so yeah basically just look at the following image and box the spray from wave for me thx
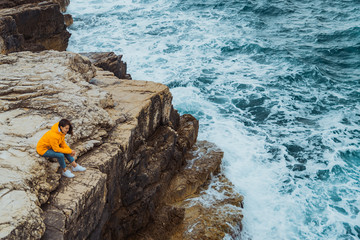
[67,0,360,239]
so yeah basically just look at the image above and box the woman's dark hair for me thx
[59,119,73,135]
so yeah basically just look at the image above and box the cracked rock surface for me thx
[0,51,115,239]
[0,50,186,239]
[0,50,243,239]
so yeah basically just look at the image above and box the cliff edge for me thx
[0,0,243,239]
[0,51,243,240]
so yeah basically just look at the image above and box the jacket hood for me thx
[51,122,64,135]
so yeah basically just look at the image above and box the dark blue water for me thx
[67,0,360,239]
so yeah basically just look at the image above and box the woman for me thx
[37,119,86,178]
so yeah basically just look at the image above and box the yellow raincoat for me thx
[36,122,72,155]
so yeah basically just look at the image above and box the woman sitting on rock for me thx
[36,119,86,178]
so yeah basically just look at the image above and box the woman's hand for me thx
[70,150,76,157]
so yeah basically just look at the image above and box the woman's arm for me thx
[50,138,72,154]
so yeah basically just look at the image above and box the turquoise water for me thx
[67,0,360,239]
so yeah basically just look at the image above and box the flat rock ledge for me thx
[0,51,243,239]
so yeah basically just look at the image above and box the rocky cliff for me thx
[0,0,70,53]
[0,1,243,239]
[0,51,243,240]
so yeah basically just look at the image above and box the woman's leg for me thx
[43,150,75,178]
[64,154,86,172]
[43,149,66,169]
[64,154,77,167]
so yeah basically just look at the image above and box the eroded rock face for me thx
[126,141,244,240]
[0,16,24,53]
[81,67,184,239]
[166,140,223,204]
[170,174,244,240]
[0,51,114,239]
[0,51,243,239]
[168,142,244,240]
[0,1,70,54]
[0,51,200,239]
[81,52,132,80]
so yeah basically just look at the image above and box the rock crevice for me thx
[0,0,244,238]
[0,51,243,239]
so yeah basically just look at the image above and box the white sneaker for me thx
[72,164,86,172]
[62,169,75,178]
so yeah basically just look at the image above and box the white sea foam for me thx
[67,0,360,239]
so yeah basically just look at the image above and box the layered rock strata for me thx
[130,141,244,240]
[0,51,243,239]
[0,0,70,54]
[81,52,132,80]
[0,51,110,239]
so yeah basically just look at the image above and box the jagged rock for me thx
[64,13,72,27]
[0,51,204,239]
[0,1,70,53]
[170,175,244,240]
[0,51,114,239]
[82,67,187,239]
[0,50,243,239]
[173,142,243,240]
[176,114,199,155]
[0,16,23,54]
[81,52,132,80]
[127,141,243,240]
[167,141,244,239]
[166,140,222,204]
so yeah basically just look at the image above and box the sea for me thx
[66,0,360,239]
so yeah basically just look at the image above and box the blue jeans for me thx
[42,149,74,169]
